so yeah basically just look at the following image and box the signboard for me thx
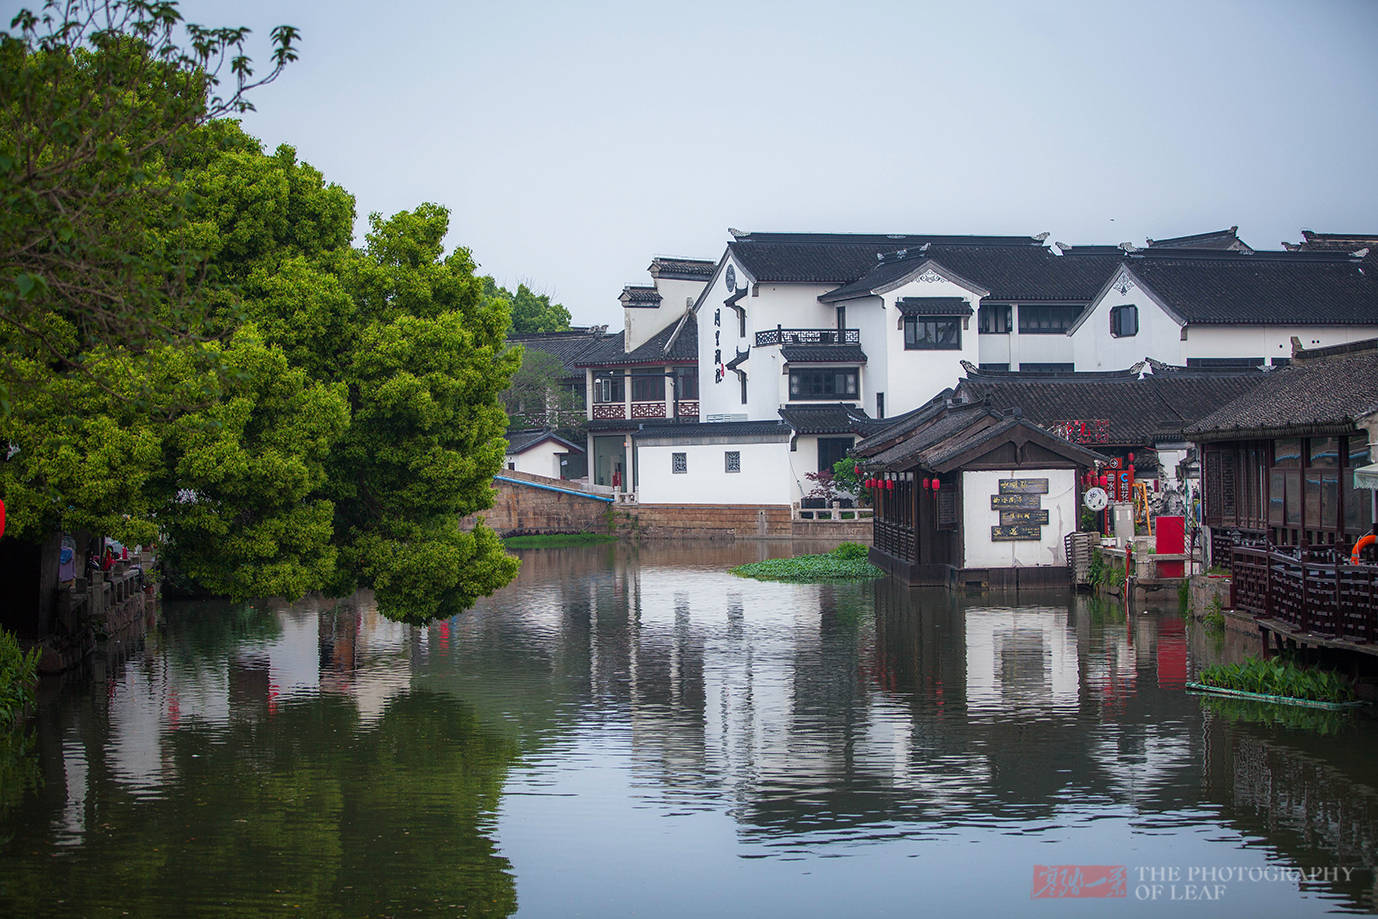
[999,509,1049,526]
[998,478,1049,495]
[991,493,1042,509]
[1049,418,1110,444]
[992,524,1042,541]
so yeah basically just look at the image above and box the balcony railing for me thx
[592,403,625,419]
[755,327,860,347]
[1231,546,1378,643]
[593,401,699,421]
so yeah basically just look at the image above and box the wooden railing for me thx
[1231,546,1378,643]
[874,519,915,563]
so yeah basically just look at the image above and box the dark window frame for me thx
[788,368,860,401]
[978,303,1011,334]
[903,316,962,350]
[1109,304,1138,338]
[724,451,741,474]
[1018,304,1084,334]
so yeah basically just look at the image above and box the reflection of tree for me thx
[0,728,41,830]
[0,692,518,917]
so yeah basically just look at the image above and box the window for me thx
[1109,304,1138,337]
[672,452,687,474]
[1018,362,1074,373]
[903,317,962,350]
[817,437,853,473]
[740,374,748,405]
[876,392,885,419]
[724,451,741,473]
[593,372,624,403]
[631,373,664,402]
[978,304,1011,334]
[1186,357,1265,369]
[1018,304,1084,334]
[674,367,698,400]
[789,368,859,401]
[978,363,1009,372]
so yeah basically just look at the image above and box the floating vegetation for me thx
[1193,656,1355,704]
[730,543,883,582]
[501,533,618,548]
[1200,695,1352,735]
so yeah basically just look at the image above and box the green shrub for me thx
[0,629,40,730]
[831,542,870,560]
[1196,656,1354,703]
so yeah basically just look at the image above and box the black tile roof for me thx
[620,285,662,307]
[955,370,1269,446]
[1186,338,1378,440]
[576,315,697,367]
[1295,231,1378,252]
[896,297,973,317]
[816,244,1120,303]
[508,328,611,376]
[780,344,868,364]
[1145,226,1250,251]
[1123,249,1378,325]
[631,419,792,440]
[961,360,1142,381]
[505,428,583,454]
[649,257,716,280]
[778,403,884,436]
[726,233,1042,284]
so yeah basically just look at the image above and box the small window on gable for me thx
[1110,304,1138,337]
[724,451,741,473]
[672,452,687,474]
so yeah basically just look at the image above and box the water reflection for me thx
[0,542,1374,917]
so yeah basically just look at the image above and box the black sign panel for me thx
[999,509,1050,526]
[991,524,1042,541]
[991,493,1041,509]
[998,478,1049,495]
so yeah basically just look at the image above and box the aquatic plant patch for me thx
[0,629,39,730]
[730,545,884,582]
[502,533,618,548]
[1193,656,1354,704]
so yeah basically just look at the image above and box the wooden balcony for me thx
[1231,546,1378,645]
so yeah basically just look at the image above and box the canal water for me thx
[2,542,1376,917]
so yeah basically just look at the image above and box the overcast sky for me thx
[16,0,1378,327]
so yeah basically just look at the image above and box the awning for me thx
[1354,463,1378,490]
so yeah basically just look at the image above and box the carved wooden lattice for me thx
[593,404,625,419]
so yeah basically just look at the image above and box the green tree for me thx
[501,346,585,435]
[0,0,299,407]
[0,4,520,624]
[481,276,571,334]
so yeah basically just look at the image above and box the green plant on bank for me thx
[1203,595,1225,631]
[730,543,883,582]
[1088,547,1127,594]
[1196,655,1355,703]
[0,628,40,730]
[1178,578,1192,617]
[501,533,617,548]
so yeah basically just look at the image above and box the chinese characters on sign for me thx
[991,478,1050,542]
[1049,418,1111,444]
[1032,865,1127,899]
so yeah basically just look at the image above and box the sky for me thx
[12,0,1378,328]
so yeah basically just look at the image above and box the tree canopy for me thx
[0,1,520,624]
[480,277,571,334]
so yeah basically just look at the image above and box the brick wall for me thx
[463,474,612,535]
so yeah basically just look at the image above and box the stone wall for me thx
[464,473,612,536]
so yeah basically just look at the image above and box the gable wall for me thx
[1070,280,1184,369]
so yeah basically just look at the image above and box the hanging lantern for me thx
[1128,452,1135,463]
[1099,474,1109,487]
[932,478,940,491]
[854,465,862,477]
[886,479,895,491]
[921,478,929,490]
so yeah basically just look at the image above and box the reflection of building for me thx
[964,606,1079,715]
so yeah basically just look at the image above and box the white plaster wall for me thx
[960,468,1078,569]
[880,278,980,416]
[1070,288,1183,369]
[977,324,1012,366]
[1185,324,1378,365]
[850,295,887,417]
[626,275,708,352]
[637,440,792,504]
[506,440,569,479]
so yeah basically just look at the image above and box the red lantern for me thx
[921,478,929,490]
[1128,452,1135,463]
[931,478,940,491]
[1098,474,1109,487]
[854,465,862,476]
[886,479,894,491]
[867,478,876,489]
